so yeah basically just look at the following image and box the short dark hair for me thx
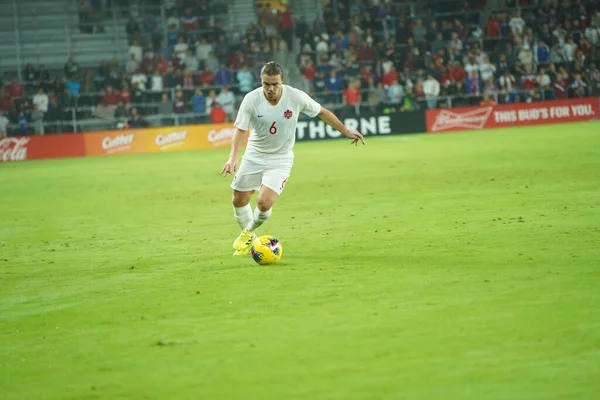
[261,61,284,78]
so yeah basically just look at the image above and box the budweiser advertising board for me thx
[0,134,85,162]
[426,97,599,133]
[1,123,236,162]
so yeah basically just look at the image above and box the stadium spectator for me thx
[101,86,118,106]
[480,94,495,106]
[150,70,164,92]
[180,8,198,32]
[236,65,254,94]
[126,54,139,74]
[342,79,361,115]
[205,89,217,114]
[198,67,215,86]
[423,73,440,109]
[0,112,8,137]
[139,51,154,75]
[174,36,189,60]
[63,79,79,104]
[184,50,199,71]
[141,12,157,37]
[172,89,187,124]
[129,39,143,62]
[209,101,227,123]
[23,63,37,83]
[215,64,233,87]
[196,38,213,62]
[119,86,131,105]
[216,86,235,120]
[128,112,147,129]
[466,71,481,95]
[386,79,404,108]
[0,89,11,114]
[126,16,141,42]
[191,88,206,122]
[89,0,105,33]
[32,88,49,113]
[17,111,28,135]
[8,78,24,104]
[280,6,294,51]
[114,99,128,121]
[157,93,172,126]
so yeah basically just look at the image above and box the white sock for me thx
[233,205,253,230]
[246,207,272,232]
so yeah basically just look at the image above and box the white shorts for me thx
[231,156,293,195]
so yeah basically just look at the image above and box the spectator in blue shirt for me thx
[325,69,344,104]
[191,88,206,123]
[159,40,173,62]
[166,25,179,47]
[141,12,157,36]
[18,111,28,134]
[66,79,81,97]
[536,41,550,66]
[215,64,233,87]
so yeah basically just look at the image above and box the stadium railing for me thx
[8,87,594,136]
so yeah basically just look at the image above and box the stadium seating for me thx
[1,0,599,136]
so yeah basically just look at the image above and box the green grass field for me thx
[1,122,599,400]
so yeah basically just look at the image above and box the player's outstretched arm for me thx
[317,107,365,146]
[220,128,246,177]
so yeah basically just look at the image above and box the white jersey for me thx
[234,85,321,159]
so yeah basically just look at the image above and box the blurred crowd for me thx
[298,0,600,115]
[2,0,600,137]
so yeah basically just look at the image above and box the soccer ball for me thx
[250,235,283,265]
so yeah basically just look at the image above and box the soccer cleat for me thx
[233,229,256,251]
[233,246,252,256]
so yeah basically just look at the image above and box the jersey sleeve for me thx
[296,89,321,118]
[234,93,252,131]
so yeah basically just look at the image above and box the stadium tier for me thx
[1,0,599,136]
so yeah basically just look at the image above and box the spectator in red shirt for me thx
[101,85,118,105]
[553,75,569,99]
[139,51,154,75]
[449,61,466,83]
[155,54,168,75]
[180,8,198,31]
[343,80,361,116]
[230,50,248,71]
[521,65,537,90]
[280,6,294,51]
[302,60,316,93]
[210,101,227,123]
[0,88,12,112]
[382,65,400,88]
[357,43,376,63]
[119,86,131,104]
[487,13,500,37]
[199,67,215,85]
[361,65,374,85]
[7,77,24,101]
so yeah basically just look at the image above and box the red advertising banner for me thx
[426,97,599,133]
[1,123,237,162]
[0,134,85,162]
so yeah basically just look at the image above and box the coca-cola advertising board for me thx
[0,134,85,162]
[426,97,599,133]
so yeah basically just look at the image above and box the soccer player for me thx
[221,61,365,255]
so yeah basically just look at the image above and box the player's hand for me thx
[221,158,238,177]
[346,130,365,146]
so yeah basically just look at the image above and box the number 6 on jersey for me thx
[269,121,277,135]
